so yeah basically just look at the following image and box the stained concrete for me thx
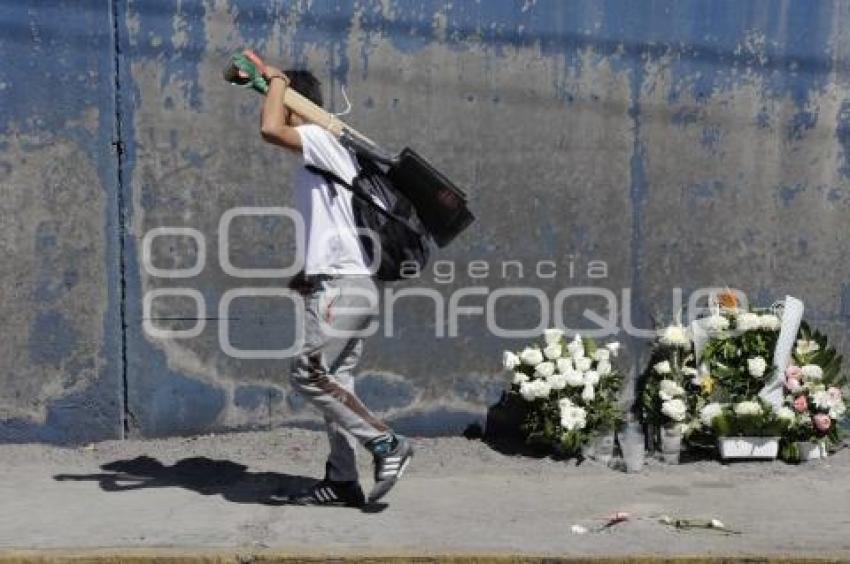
[2,1,850,441]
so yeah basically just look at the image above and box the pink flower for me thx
[785,365,803,380]
[793,395,808,413]
[813,413,832,433]
[785,377,802,393]
[828,387,843,403]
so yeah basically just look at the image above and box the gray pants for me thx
[289,275,389,482]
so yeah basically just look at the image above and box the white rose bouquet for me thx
[502,330,624,457]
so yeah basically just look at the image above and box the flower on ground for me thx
[534,361,555,379]
[519,347,544,366]
[662,399,688,422]
[829,401,846,419]
[659,379,685,401]
[544,328,564,345]
[796,339,821,357]
[543,343,562,360]
[812,389,832,410]
[592,348,610,362]
[512,371,529,385]
[747,356,768,378]
[813,413,832,432]
[581,384,595,402]
[654,360,672,374]
[785,365,803,380]
[597,360,612,376]
[700,403,724,427]
[605,342,621,357]
[734,401,763,416]
[801,364,823,381]
[658,324,691,348]
[519,379,551,401]
[793,395,809,413]
[827,387,843,405]
[785,377,802,393]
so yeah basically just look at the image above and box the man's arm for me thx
[259,67,302,152]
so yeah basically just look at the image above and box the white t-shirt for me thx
[294,124,372,276]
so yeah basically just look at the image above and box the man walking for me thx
[257,64,412,506]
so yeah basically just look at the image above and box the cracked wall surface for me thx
[2,0,850,442]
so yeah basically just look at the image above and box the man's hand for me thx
[259,66,302,151]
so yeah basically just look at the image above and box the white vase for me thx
[718,436,779,460]
[796,441,828,461]
[660,426,683,464]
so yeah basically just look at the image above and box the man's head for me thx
[283,70,322,126]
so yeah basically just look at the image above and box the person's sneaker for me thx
[272,478,366,507]
[365,433,413,503]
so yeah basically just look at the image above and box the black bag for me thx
[305,155,432,281]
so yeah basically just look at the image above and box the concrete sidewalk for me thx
[1,429,849,561]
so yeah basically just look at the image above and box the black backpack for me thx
[305,155,432,281]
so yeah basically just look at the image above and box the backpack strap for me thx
[304,164,425,236]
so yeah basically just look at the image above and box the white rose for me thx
[567,339,585,359]
[597,360,612,376]
[703,314,730,333]
[700,403,724,427]
[564,369,585,387]
[512,371,529,385]
[735,312,761,332]
[532,379,552,399]
[583,370,600,386]
[659,379,684,401]
[801,364,823,381]
[682,366,698,377]
[519,347,544,366]
[547,372,567,391]
[556,358,573,374]
[605,342,621,357]
[543,343,562,360]
[544,328,565,345]
[812,390,831,410]
[502,351,520,370]
[558,397,574,410]
[759,314,781,331]
[654,360,672,375]
[747,356,767,378]
[829,401,846,419]
[575,357,592,372]
[592,348,610,362]
[560,405,587,431]
[662,399,687,422]
[796,339,820,357]
[519,381,536,401]
[534,361,555,379]
[581,384,595,402]
[658,324,691,347]
[776,406,796,423]
[733,401,763,416]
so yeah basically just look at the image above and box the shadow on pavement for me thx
[52,455,318,505]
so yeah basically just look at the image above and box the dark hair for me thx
[283,70,323,107]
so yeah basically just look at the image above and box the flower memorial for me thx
[777,323,847,460]
[639,291,848,462]
[502,330,624,456]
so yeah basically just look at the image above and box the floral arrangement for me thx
[502,329,624,456]
[778,323,847,460]
[639,320,702,450]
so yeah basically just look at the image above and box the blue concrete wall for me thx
[2,0,850,442]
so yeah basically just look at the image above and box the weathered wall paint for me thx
[2,0,850,442]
